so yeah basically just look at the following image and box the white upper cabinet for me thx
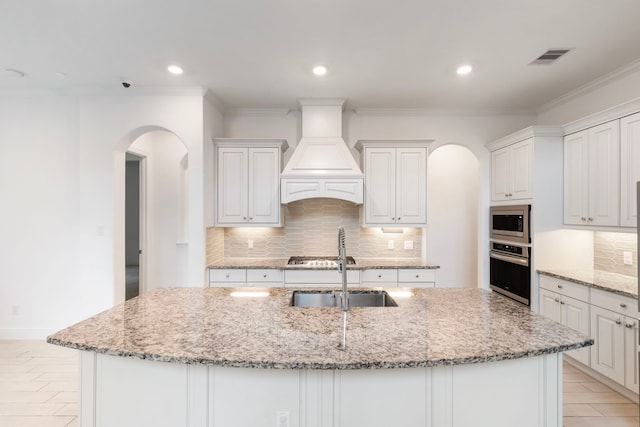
[214,139,288,227]
[491,138,533,202]
[564,120,619,226]
[356,140,431,227]
[620,112,640,227]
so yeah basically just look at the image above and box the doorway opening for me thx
[125,152,144,300]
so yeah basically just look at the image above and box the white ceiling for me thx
[3,0,640,112]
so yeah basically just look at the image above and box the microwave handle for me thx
[490,252,529,267]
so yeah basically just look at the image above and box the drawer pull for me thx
[620,303,627,308]
[554,298,560,303]
[560,301,565,305]
[615,319,622,325]
[626,323,634,329]
[557,284,563,289]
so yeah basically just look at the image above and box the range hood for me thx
[281,98,364,204]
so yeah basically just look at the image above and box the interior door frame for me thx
[125,149,148,297]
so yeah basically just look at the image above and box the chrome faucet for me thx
[338,226,348,312]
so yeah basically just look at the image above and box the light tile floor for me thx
[0,340,638,426]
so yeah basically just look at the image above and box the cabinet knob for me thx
[615,319,622,325]
[391,217,395,221]
[620,303,627,308]
[226,274,230,278]
[557,284,563,289]
[587,217,593,222]
[243,217,247,220]
[397,217,401,220]
[554,298,560,303]
[263,274,267,278]
[249,217,253,221]
[415,275,420,278]
[581,217,586,221]
[378,274,382,278]
[626,323,634,329]
[560,300,565,305]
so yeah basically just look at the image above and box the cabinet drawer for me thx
[398,269,436,283]
[210,269,246,283]
[246,269,283,283]
[361,269,397,283]
[539,276,589,302]
[591,288,640,317]
[284,270,360,285]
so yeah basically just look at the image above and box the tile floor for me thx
[0,340,638,427]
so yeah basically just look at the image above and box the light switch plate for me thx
[388,240,394,250]
[404,240,414,250]
[623,251,633,265]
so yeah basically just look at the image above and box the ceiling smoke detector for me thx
[529,49,573,65]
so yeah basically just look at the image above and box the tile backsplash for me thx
[594,232,638,278]
[206,198,423,263]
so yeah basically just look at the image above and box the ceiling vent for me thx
[529,49,573,65]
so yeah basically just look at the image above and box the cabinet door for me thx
[620,112,640,227]
[539,289,561,323]
[217,148,248,224]
[564,130,589,225]
[395,147,426,224]
[248,147,280,224]
[624,317,639,393]
[588,121,619,226]
[364,148,396,224]
[510,139,533,200]
[561,296,590,365]
[491,147,510,202]
[590,305,625,385]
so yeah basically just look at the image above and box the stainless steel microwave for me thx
[490,205,530,244]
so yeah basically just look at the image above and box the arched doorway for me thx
[114,127,189,303]
[426,144,480,288]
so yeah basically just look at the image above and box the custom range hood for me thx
[281,98,364,204]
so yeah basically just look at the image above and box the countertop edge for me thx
[538,270,638,299]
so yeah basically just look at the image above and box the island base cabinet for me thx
[79,351,562,427]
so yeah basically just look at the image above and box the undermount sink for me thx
[291,290,398,307]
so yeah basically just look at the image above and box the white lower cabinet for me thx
[540,278,590,366]
[590,305,625,385]
[209,269,283,287]
[540,274,640,395]
[284,269,360,288]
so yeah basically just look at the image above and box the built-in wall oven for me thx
[489,205,532,306]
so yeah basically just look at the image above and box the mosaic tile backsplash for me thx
[206,198,423,263]
[594,232,638,278]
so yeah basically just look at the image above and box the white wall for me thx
[0,92,214,339]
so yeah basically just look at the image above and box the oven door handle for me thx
[490,251,529,267]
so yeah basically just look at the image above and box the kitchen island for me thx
[48,287,592,427]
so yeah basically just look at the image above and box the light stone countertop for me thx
[207,257,440,270]
[48,287,591,370]
[538,270,638,299]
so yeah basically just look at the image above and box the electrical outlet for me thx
[404,240,414,250]
[387,240,394,250]
[623,251,633,265]
[248,239,253,249]
[276,411,290,427]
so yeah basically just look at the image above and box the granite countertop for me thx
[538,269,638,299]
[208,257,440,270]
[47,287,591,370]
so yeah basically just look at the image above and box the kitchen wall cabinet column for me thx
[563,120,619,226]
[355,140,432,227]
[213,139,288,227]
[620,112,640,227]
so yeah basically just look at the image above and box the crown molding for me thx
[563,97,640,134]
[224,108,291,117]
[537,58,640,115]
[352,107,536,117]
[486,126,564,151]
[203,89,225,112]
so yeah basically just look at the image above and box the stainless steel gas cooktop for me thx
[287,256,356,268]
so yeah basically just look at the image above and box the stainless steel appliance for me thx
[489,241,531,306]
[287,256,356,268]
[490,204,531,245]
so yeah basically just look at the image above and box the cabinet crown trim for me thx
[354,139,434,151]
[486,126,564,151]
[213,138,289,152]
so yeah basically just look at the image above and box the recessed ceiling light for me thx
[456,64,473,75]
[55,72,67,79]
[167,65,184,75]
[313,65,327,76]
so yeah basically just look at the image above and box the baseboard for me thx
[564,356,639,404]
[0,328,58,340]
